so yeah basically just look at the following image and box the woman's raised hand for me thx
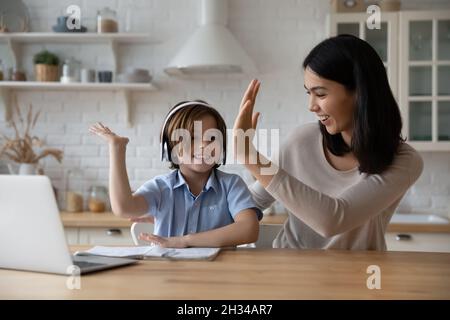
[89,122,129,147]
[234,79,261,134]
[233,79,261,163]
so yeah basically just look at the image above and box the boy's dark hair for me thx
[162,100,227,169]
[303,34,404,174]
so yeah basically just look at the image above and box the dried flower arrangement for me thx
[0,102,63,165]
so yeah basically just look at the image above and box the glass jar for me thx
[61,57,81,83]
[65,169,85,213]
[97,7,118,33]
[88,186,109,213]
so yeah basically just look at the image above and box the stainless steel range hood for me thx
[164,0,257,76]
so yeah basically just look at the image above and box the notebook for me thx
[74,246,221,261]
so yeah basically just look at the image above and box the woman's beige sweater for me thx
[249,122,423,250]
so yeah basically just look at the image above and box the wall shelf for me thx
[0,32,160,127]
[0,32,159,72]
[0,32,157,44]
[0,81,156,90]
[0,81,157,127]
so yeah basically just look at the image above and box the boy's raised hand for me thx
[89,122,129,146]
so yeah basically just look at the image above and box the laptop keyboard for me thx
[73,260,105,269]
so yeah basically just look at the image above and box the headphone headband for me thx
[160,102,212,147]
[160,101,225,165]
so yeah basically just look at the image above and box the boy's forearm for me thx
[109,143,133,214]
[184,218,259,247]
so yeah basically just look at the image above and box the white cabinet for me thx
[329,10,450,151]
[399,11,450,151]
[64,227,134,245]
[385,232,450,253]
[65,227,80,245]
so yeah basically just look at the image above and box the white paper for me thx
[76,246,220,260]
[79,246,152,258]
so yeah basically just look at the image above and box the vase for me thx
[17,163,37,175]
[8,163,36,175]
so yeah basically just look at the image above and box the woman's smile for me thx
[318,114,331,125]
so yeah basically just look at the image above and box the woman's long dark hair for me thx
[303,34,404,175]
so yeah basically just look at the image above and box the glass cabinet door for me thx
[405,14,450,145]
[438,20,450,60]
[409,101,432,141]
[437,20,450,141]
[366,22,388,63]
[438,101,450,141]
[337,23,359,37]
[409,21,432,61]
[408,20,433,142]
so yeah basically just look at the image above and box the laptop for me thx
[0,175,137,275]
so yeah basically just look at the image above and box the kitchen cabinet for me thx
[253,214,450,251]
[329,10,450,151]
[0,33,159,127]
[60,212,450,250]
[385,232,450,253]
[399,11,450,151]
[61,212,134,245]
[64,227,134,245]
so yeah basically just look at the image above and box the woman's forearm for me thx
[242,145,276,188]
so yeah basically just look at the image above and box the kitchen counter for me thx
[61,212,450,233]
[61,211,132,228]
[262,214,450,233]
[1,247,449,299]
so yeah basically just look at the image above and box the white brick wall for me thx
[1,0,449,216]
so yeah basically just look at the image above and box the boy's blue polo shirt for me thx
[134,169,263,237]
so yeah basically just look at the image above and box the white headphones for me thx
[160,101,226,165]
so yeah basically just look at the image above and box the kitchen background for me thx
[1,0,450,217]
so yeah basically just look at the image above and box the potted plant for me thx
[33,50,60,81]
[0,102,63,175]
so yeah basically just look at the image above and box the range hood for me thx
[164,0,257,75]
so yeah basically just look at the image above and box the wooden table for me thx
[1,247,450,299]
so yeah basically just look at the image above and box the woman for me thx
[233,35,423,250]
